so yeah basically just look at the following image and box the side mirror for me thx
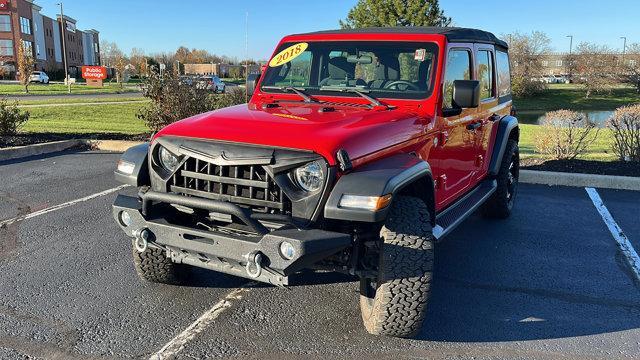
[246,73,260,96]
[443,80,480,117]
[453,80,480,108]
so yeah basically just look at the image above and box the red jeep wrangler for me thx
[113,27,519,338]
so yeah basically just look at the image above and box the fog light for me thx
[119,211,132,227]
[279,241,296,260]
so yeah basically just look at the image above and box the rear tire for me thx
[359,196,434,338]
[482,139,519,219]
[132,242,186,285]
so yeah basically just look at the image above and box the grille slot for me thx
[170,157,290,214]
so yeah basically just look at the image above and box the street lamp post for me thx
[56,2,70,93]
[621,36,628,65]
[566,35,573,80]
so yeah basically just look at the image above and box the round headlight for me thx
[158,146,179,172]
[294,161,324,192]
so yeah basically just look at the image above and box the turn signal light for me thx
[339,194,392,211]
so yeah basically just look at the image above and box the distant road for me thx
[1,92,143,101]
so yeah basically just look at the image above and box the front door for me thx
[432,45,481,209]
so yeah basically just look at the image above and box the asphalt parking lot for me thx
[1,150,639,360]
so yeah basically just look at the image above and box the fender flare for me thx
[488,115,519,176]
[114,143,150,186]
[324,153,434,223]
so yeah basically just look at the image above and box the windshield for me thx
[261,41,438,100]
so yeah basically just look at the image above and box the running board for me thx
[432,179,497,240]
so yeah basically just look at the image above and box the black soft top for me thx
[295,27,508,49]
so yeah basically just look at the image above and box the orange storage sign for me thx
[82,66,107,80]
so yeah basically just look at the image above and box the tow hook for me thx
[244,251,263,279]
[133,228,150,253]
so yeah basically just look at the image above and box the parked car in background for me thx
[29,71,49,84]
[196,76,225,93]
[179,75,194,86]
[553,75,570,84]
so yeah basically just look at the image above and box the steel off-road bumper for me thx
[112,192,351,286]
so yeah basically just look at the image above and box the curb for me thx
[0,140,83,161]
[520,170,640,191]
[0,139,145,162]
[86,140,144,152]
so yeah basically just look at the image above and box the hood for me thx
[154,102,431,165]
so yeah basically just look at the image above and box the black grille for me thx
[170,157,290,214]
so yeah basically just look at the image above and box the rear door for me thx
[473,45,498,182]
[432,44,480,208]
[474,45,513,181]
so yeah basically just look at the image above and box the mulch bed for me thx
[522,158,640,177]
[0,133,151,148]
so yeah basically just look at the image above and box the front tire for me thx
[132,242,186,285]
[359,196,435,338]
[482,139,519,219]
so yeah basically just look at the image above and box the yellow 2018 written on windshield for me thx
[269,42,308,67]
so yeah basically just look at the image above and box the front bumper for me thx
[112,192,351,286]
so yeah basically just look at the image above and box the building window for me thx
[21,40,33,55]
[630,60,637,67]
[93,43,98,54]
[542,60,549,67]
[0,15,11,32]
[556,60,563,67]
[36,44,40,56]
[0,39,13,56]
[20,17,31,35]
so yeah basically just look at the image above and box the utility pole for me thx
[245,11,249,102]
[56,2,70,93]
[621,36,627,64]
[566,35,573,81]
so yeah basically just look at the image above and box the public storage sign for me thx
[82,66,107,80]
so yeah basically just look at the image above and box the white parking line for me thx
[0,184,129,228]
[585,187,640,282]
[150,286,251,360]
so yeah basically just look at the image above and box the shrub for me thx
[211,87,247,110]
[0,99,30,136]
[137,71,214,132]
[534,110,600,160]
[511,75,546,98]
[607,104,640,162]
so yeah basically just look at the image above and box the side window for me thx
[477,50,494,100]
[442,49,472,109]
[496,50,511,98]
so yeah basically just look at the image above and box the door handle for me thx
[466,122,482,131]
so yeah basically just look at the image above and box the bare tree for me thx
[621,43,640,93]
[573,42,618,98]
[16,41,35,93]
[130,47,147,76]
[503,31,551,97]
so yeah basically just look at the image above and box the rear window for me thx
[496,50,511,98]
[32,72,40,75]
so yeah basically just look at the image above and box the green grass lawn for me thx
[0,83,140,96]
[519,124,616,161]
[14,97,147,106]
[515,84,640,112]
[17,101,617,162]
[22,102,148,135]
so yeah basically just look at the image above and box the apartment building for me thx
[0,0,100,79]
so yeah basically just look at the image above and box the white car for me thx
[553,75,570,84]
[29,71,50,84]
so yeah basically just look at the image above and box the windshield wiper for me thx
[261,86,317,103]
[319,86,390,109]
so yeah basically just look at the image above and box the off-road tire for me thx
[132,243,185,285]
[482,139,519,219]
[359,196,435,338]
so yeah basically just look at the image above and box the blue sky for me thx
[35,0,639,60]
